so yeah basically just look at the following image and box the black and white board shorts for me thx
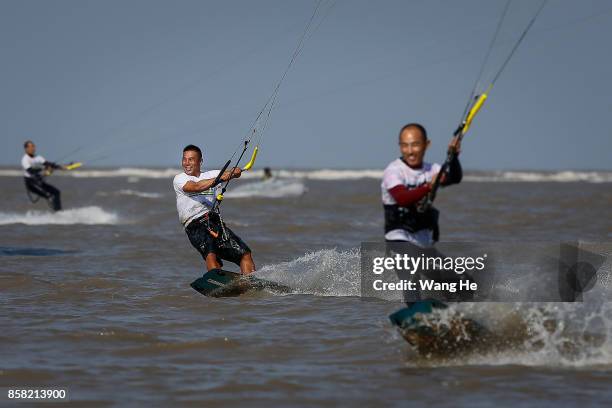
[185,212,251,266]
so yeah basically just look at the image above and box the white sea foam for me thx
[464,171,612,183]
[424,302,612,368]
[69,167,179,179]
[256,248,361,297]
[0,167,381,180]
[258,248,612,367]
[1,167,611,182]
[97,189,163,199]
[0,206,119,225]
[0,169,23,177]
[273,169,383,180]
[269,169,612,182]
[226,178,306,198]
[117,189,163,198]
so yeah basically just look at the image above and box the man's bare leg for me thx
[206,253,222,271]
[240,252,256,274]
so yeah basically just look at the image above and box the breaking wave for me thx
[226,178,306,198]
[97,189,163,199]
[0,168,610,182]
[464,171,612,183]
[273,169,383,180]
[0,206,119,225]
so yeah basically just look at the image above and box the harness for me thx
[384,203,440,242]
[202,210,230,243]
[24,176,55,209]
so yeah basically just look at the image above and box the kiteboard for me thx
[389,299,490,356]
[190,268,290,297]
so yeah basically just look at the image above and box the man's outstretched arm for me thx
[388,184,431,207]
[43,161,63,170]
[182,168,242,193]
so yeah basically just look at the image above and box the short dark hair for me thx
[24,140,34,148]
[398,123,428,142]
[183,144,202,160]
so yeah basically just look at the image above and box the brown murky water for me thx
[1,169,612,406]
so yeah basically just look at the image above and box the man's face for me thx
[399,128,429,168]
[25,142,36,156]
[182,150,201,176]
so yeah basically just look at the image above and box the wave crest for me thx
[227,178,306,198]
[1,168,611,182]
[96,189,163,199]
[0,206,119,225]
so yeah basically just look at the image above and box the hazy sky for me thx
[1,0,611,170]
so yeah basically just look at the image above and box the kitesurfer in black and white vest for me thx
[381,123,462,247]
[21,140,64,211]
[382,124,471,303]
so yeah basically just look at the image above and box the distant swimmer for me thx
[262,167,273,180]
[21,140,65,211]
[381,123,462,247]
[173,144,256,274]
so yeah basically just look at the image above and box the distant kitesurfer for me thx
[21,140,64,211]
[173,144,256,274]
[381,123,462,247]
[263,167,273,180]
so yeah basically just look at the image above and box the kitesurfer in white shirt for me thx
[173,144,256,275]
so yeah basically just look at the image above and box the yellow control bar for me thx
[462,84,492,135]
[65,162,83,170]
[215,145,259,202]
[242,146,258,171]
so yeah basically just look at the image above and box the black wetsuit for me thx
[24,164,62,211]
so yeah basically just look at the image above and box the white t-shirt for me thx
[21,154,47,178]
[381,158,441,247]
[173,170,222,227]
